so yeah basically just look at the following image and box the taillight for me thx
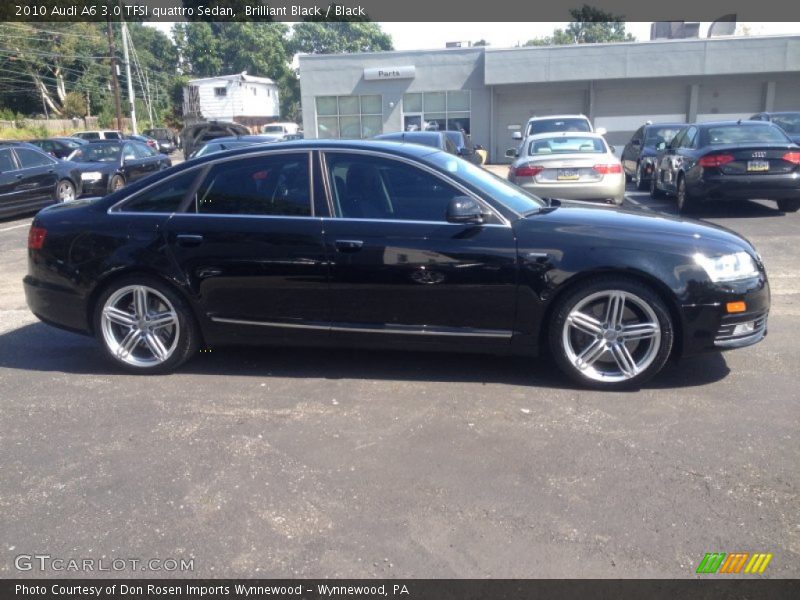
[699,153,735,168]
[28,226,47,250]
[592,164,622,174]
[781,151,800,165]
[514,164,545,177]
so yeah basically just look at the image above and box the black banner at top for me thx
[1,0,800,22]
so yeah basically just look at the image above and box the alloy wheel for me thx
[561,290,662,383]
[57,180,75,202]
[100,285,180,367]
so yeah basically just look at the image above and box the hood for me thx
[521,203,756,256]
[74,161,116,172]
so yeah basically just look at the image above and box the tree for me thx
[472,39,490,47]
[288,22,393,56]
[61,92,87,118]
[524,5,635,46]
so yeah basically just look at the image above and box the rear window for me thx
[528,136,606,155]
[528,118,592,135]
[705,125,790,145]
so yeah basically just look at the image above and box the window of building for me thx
[214,87,227,97]
[316,95,382,139]
[402,91,471,135]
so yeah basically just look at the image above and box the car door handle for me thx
[334,239,364,252]
[175,234,204,247]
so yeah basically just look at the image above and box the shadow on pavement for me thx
[0,321,731,391]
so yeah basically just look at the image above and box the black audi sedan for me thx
[66,140,171,197]
[23,140,769,389]
[650,120,800,213]
[620,122,684,189]
[0,142,82,218]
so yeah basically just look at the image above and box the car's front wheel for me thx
[94,276,199,373]
[549,277,674,390]
[109,175,125,193]
[55,179,76,202]
[777,198,800,213]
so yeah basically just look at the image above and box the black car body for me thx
[373,131,459,155]
[24,140,769,389]
[651,121,800,213]
[621,123,684,189]
[0,142,82,218]
[66,140,171,197]
[143,128,179,154]
[189,134,282,158]
[750,112,800,145]
[28,137,87,160]
[125,134,159,152]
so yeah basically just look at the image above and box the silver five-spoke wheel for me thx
[100,285,180,368]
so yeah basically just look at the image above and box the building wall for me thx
[185,78,279,121]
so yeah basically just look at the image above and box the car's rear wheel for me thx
[777,198,800,213]
[649,171,665,199]
[55,179,75,202]
[676,176,694,214]
[549,277,674,390]
[94,276,199,374]
[109,175,125,192]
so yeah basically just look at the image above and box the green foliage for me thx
[524,5,635,46]
[62,92,87,118]
[288,22,394,55]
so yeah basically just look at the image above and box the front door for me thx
[320,150,518,348]
[12,147,59,203]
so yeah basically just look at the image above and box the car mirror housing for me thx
[511,131,522,140]
[505,148,519,158]
[447,196,484,225]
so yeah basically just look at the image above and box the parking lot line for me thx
[0,222,31,233]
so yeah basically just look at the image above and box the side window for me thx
[122,144,137,161]
[444,137,458,155]
[133,143,155,159]
[633,127,644,143]
[105,132,121,140]
[682,126,698,148]
[670,129,686,149]
[121,170,199,213]
[0,149,16,172]
[194,153,311,216]
[325,153,464,222]
[15,148,55,168]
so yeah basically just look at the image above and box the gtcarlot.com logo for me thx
[696,552,773,574]
[14,554,194,572]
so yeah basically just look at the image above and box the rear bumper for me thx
[517,175,625,201]
[691,173,800,200]
[23,275,91,334]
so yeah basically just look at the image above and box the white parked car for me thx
[261,122,301,136]
[512,114,606,140]
[71,130,123,141]
[506,132,624,205]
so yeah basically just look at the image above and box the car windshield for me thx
[425,151,544,215]
[262,126,286,134]
[528,118,591,135]
[706,125,790,145]
[528,136,606,155]
[644,127,682,146]
[770,113,800,134]
[68,144,121,162]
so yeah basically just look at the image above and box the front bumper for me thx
[79,175,110,197]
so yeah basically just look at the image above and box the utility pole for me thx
[106,19,124,132]
[121,21,137,134]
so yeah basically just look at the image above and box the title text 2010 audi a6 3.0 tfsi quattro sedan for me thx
[23,140,770,389]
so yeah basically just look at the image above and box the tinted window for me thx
[704,124,789,145]
[326,152,465,222]
[528,118,591,135]
[679,127,698,149]
[133,143,156,159]
[528,136,607,155]
[77,132,100,140]
[70,144,122,163]
[122,144,137,160]
[764,114,800,134]
[644,127,681,146]
[122,170,199,213]
[15,148,55,168]
[104,132,122,140]
[0,148,16,172]
[194,153,311,216]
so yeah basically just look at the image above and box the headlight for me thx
[694,252,759,282]
[80,171,103,181]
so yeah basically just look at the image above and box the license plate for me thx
[747,160,769,172]
[557,169,580,181]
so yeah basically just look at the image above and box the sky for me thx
[147,21,800,50]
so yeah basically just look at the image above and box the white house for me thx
[183,72,280,129]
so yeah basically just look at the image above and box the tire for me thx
[548,277,674,390]
[649,171,665,199]
[634,163,648,191]
[55,179,76,202]
[109,175,125,193]
[676,175,695,214]
[777,198,800,213]
[94,275,199,374]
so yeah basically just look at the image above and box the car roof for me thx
[206,135,279,143]
[643,122,686,129]
[0,141,41,150]
[527,114,589,121]
[524,131,606,142]
[696,120,783,128]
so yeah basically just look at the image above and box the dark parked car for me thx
[66,140,171,196]
[28,137,87,160]
[181,121,249,159]
[442,130,484,166]
[24,141,770,389]
[651,120,800,213]
[750,112,800,144]
[0,141,82,218]
[189,134,283,158]
[620,123,684,189]
[143,127,179,154]
[125,134,159,152]
[373,131,458,155]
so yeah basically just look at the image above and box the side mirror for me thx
[505,148,519,158]
[632,139,641,147]
[457,146,472,156]
[596,127,607,135]
[511,131,522,140]
[609,145,616,154]
[447,196,484,225]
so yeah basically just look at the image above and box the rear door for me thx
[320,150,517,348]
[11,147,58,202]
[0,148,25,215]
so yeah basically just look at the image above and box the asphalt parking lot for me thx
[0,179,798,578]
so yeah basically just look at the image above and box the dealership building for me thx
[298,34,800,162]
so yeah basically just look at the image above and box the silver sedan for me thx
[506,132,625,205]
